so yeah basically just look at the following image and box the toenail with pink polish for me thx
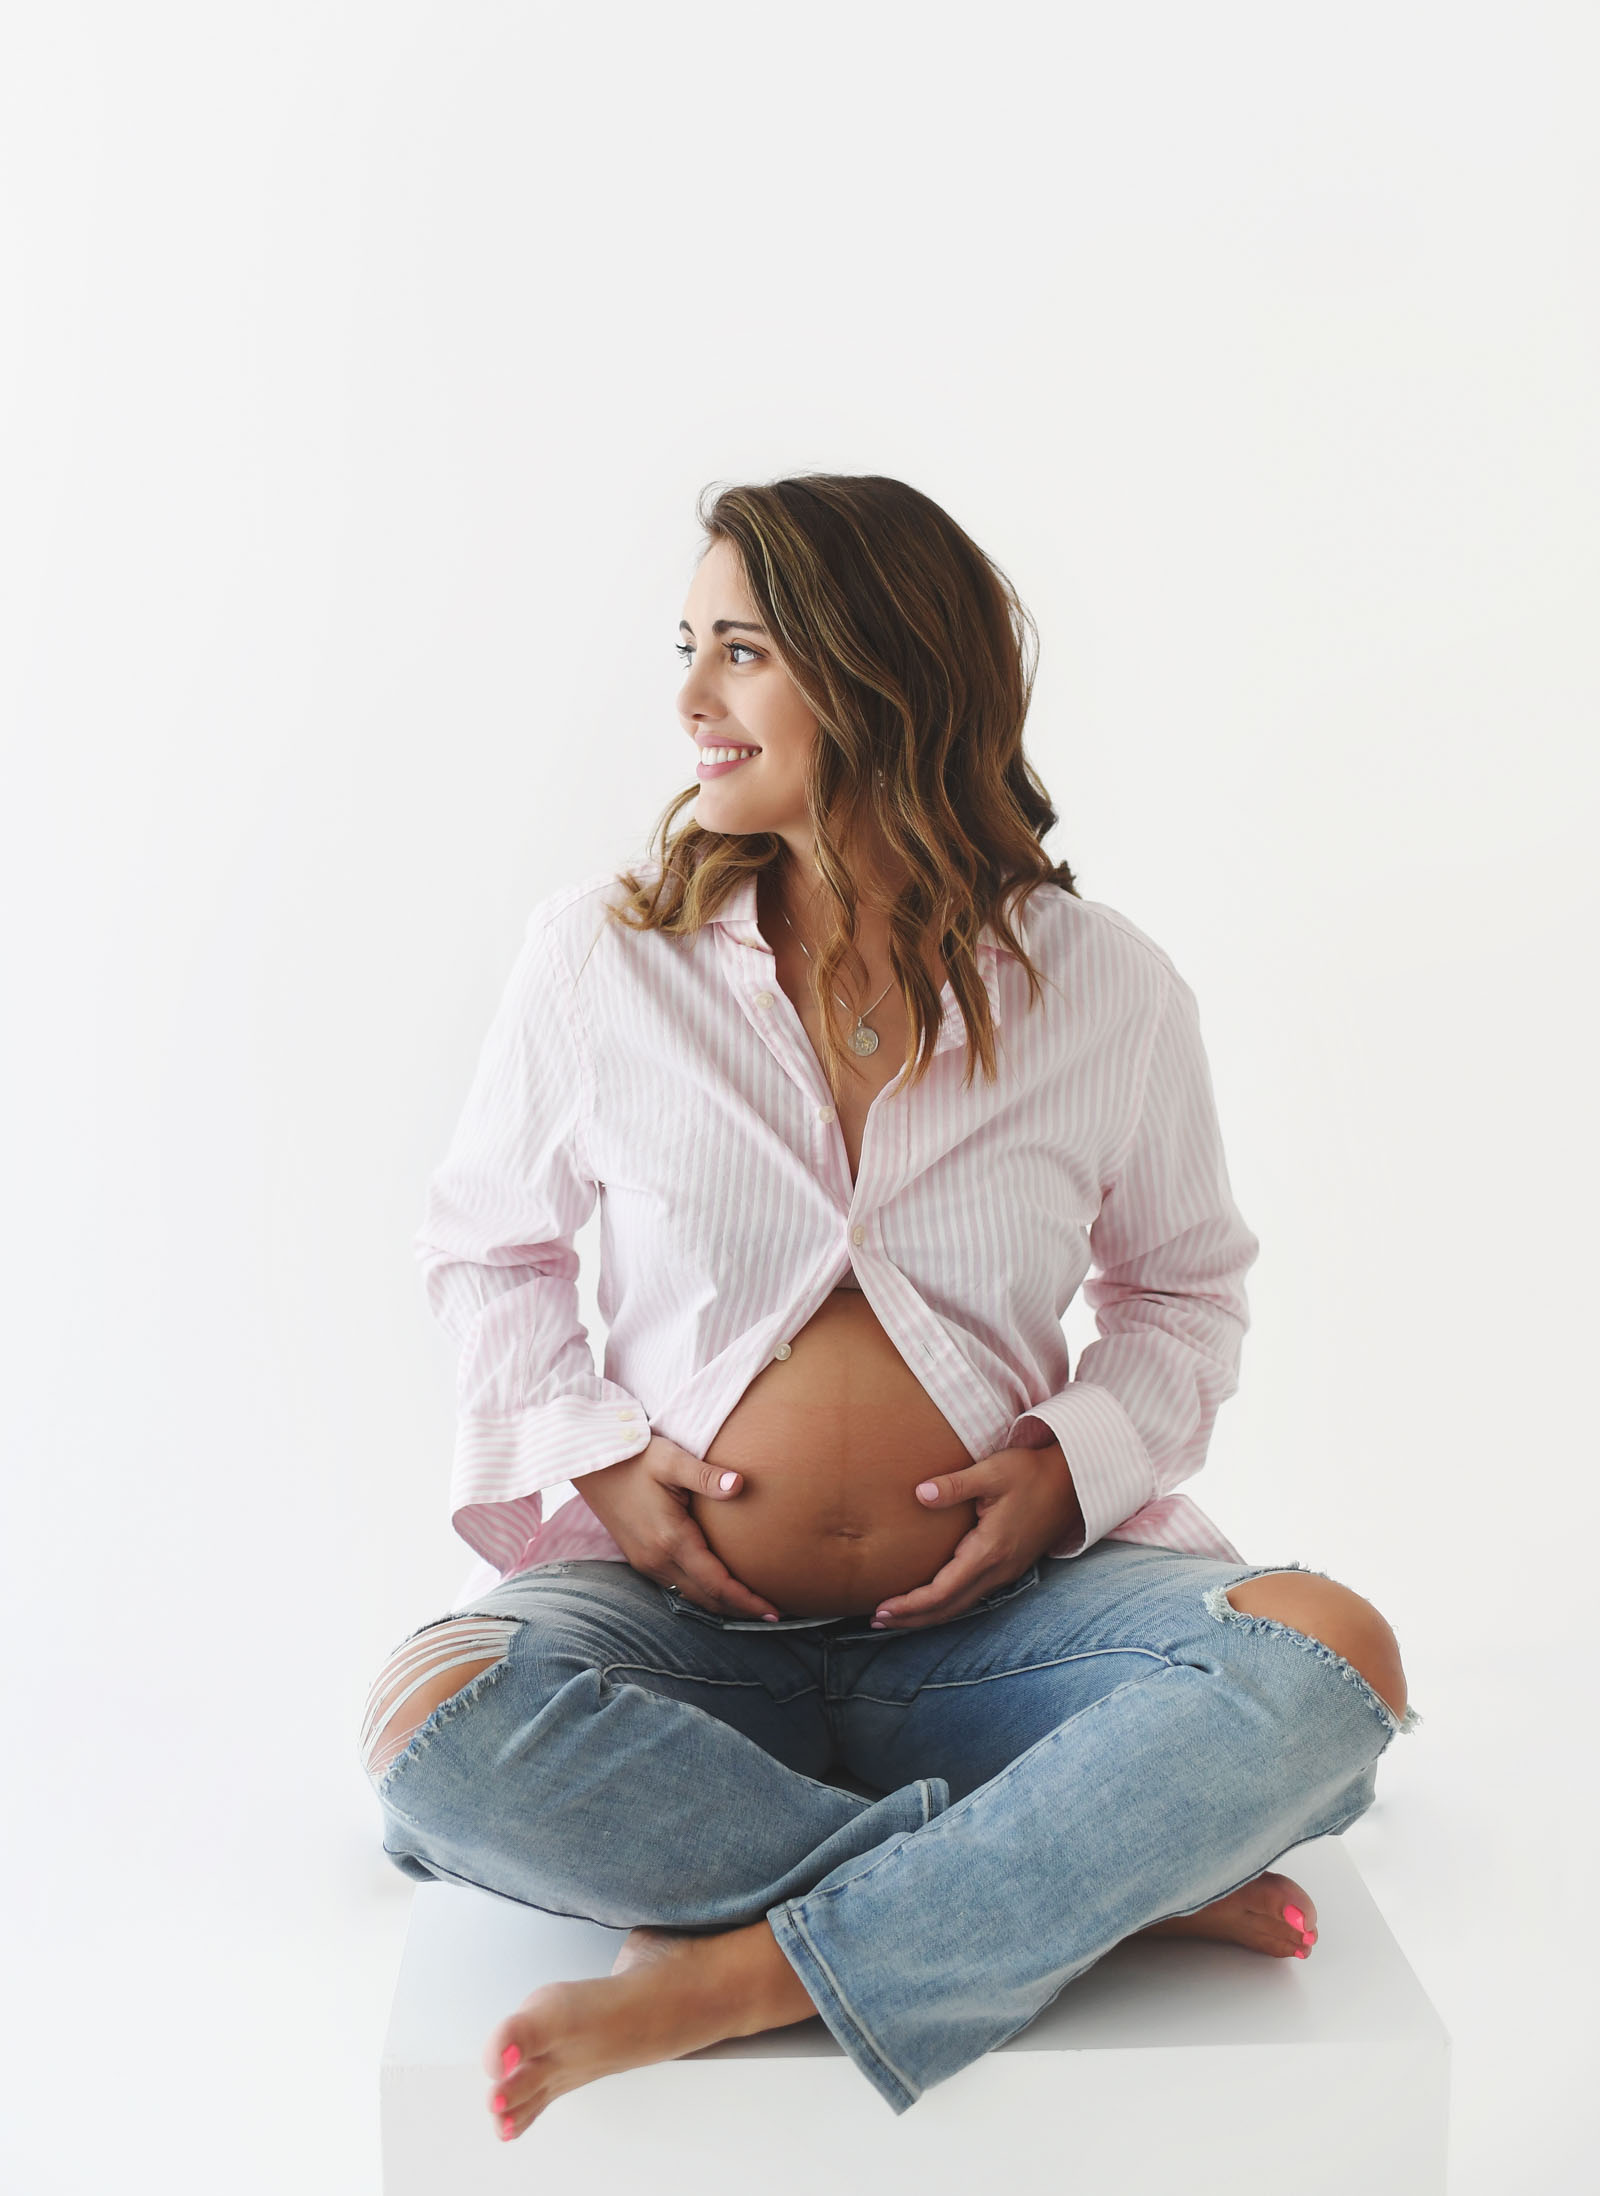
[491,2092,506,2113]
[500,2117,514,2139]
[1294,1947,1308,1958]
[1282,1904,1305,1931]
[501,2044,521,2075]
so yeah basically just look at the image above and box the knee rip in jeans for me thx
[1202,1565,1419,1735]
[359,1616,522,1781]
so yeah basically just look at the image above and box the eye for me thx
[674,640,760,667]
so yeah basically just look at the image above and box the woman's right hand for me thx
[573,1433,782,1621]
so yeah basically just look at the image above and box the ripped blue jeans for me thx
[363,1538,1417,2115]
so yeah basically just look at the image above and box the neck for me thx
[762,862,950,1008]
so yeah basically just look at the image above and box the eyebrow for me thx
[677,618,769,636]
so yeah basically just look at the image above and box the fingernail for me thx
[501,2045,521,2075]
[490,2092,506,2113]
[915,1481,939,1502]
[719,1470,738,1490]
[762,1613,779,1622]
[1282,1905,1305,1932]
[871,1610,892,1627]
[500,2115,515,2138]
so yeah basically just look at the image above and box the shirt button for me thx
[773,1341,792,1361]
[754,990,775,1009]
[817,1105,834,1122]
[851,1224,866,1245]
[616,1407,641,1421]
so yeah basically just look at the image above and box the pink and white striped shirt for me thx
[416,863,1260,1606]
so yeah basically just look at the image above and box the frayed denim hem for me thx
[366,1625,525,1802]
[1202,1571,1422,1739]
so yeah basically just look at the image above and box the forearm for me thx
[1031,1436,1086,1555]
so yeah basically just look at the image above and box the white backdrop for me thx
[3,5,1595,2190]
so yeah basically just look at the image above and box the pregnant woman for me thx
[359,473,1415,2143]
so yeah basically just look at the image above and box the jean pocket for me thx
[967,1561,1043,1617]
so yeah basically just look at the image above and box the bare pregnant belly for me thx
[691,1289,978,1618]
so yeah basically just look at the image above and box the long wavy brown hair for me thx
[607,473,1081,1093]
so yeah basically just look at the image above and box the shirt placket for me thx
[715,918,1008,1454]
[721,925,890,1237]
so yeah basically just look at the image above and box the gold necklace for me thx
[776,900,896,1056]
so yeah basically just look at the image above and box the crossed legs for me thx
[359,1558,1408,2137]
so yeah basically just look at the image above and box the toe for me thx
[484,2008,528,2082]
[484,2028,521,2083]
[488,2062,539,2118]
[483,1984,564,2082]
[1277,1881,1318,1954]
[494,2084,550,2142]
[1240,1871,1317,1957]
[485,2037,552,2134]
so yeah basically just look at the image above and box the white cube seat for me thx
[380,1833,1449,2194]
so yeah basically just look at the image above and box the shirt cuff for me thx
[449,1394,653,1572]
[1006,1382,1157,1556]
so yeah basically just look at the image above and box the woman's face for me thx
[676,536,817,849]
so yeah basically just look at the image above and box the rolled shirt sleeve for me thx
[414,910,652,1577]
[1006,962,1260,1556]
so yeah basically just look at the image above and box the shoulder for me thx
[525,858,675,984]
[526,857,666,936]
[527,866,640,932]
[1009,883,1180,1003]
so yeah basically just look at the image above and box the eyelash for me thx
[675,640,759,667]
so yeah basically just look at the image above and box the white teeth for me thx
[700,746,758,763]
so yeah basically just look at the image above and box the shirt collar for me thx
[710,869,1005,1045]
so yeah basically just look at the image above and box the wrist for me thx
[1035,1437,1084,1551]
[574,1457,624,1512]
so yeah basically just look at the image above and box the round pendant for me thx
[850,1024,880,1055]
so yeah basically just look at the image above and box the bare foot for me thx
[482,1921,816,2143]
[482,1878,1318,2141]
[1139,1869,1319,1958]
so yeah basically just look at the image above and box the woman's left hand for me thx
[872,1443,1085,1632]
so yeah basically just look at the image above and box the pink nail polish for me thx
[1282,1904,1305,1932]
[501,2044,521,2075]
[500,2115,515,2138]
[719,1470,738,1490]
[762,1613,780,1622]
[1294,1947,1309,1959]
[491,2092,506,2113]
[916,1482,940,1502]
